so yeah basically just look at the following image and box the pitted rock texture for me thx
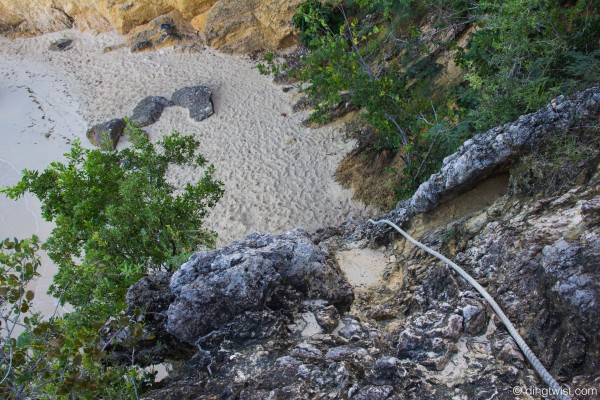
[101,229,353,367]
[167,229,353,344]
[339,86,600,244]
[100,272,195,366]
[137,175,600,399]
[197,0,303,53]
[0,0,302,53]
[402,86,600,218]
[128,87,600,399]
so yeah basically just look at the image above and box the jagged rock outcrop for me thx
[0,0,302,53]
[101,87,600,399]
[100,272,196,366]
[195,0,302,53]
[101,229,353,365]
[167,230,353,344]
[347,85,600,242]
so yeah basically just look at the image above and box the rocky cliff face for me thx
[99,87,600,399]
[0,0,302,52]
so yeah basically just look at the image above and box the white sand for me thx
[335,248,389,289]
[0,29,372,315]
[0,55,86,317]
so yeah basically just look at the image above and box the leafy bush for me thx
[1,122,223,398]
[289,0,599,201]
[2,121,223,319]
[456,0,600,131]
[290,0,466,195]
[292,0,344,48]
[0,237,155,399]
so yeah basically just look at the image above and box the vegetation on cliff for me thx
[1,1,598,398]
[284,0,599,204]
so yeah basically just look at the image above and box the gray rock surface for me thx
[131,96,173,127]
[86,118,126,149]
[124,87,600,399]
[171,86,213,122]
[100,272,194,366]
[167,229,353,344]
[404,86,600,217]
[344,86,600,243]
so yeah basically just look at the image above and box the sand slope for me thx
[0,29,370,252]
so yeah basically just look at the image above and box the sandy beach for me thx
[0,29,372,315]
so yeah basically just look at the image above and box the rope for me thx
[369,219,571,400]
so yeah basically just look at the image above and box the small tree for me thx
[0,236,41,398]
[2,122,224,319]
[0,236,156,399]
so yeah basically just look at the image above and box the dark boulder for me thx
[131,96,174,127]
[167,229,353,344]
[86,118,126,149]
[171,86,214,122]
[99,272,195,366]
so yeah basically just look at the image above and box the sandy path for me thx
[0,30,371,314]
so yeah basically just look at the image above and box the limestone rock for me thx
[171,85,213,122]
[0,1,109,36]
[460,299,488,336]
[405,87,600,216]
[352,86,599,241]
[200,0,302,53]
[396,310,463,371]
[86,118,126,149]
[100,272,195,366]
[167,229,353,344]
[0,0,301,53]
[131,87,600,399]
[126,10,193,53]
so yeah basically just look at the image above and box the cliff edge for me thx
[100,87,600,399]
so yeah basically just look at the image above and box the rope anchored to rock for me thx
[369,218,572,400]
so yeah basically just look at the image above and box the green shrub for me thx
[0,237,155,399]
[289,0,599,201]
[2,121,223,319]
[456,0,600,131]
[290,0,466,195]
[293,0,344,48]
[1,122,224,398]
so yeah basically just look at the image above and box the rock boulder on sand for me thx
[49,38,73,51]
[86,118,126,149]
[171,85,213,122]
[130,96,173,127]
